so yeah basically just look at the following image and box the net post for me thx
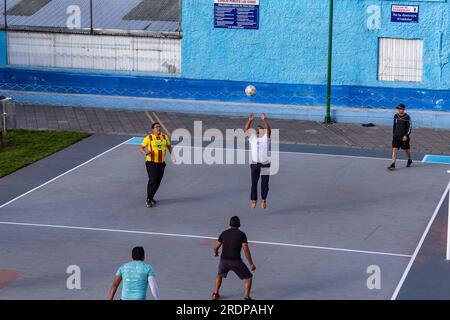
[447,170,450,260]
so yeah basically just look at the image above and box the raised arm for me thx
[244,113,254,133]
[261,113,271,138]
[108,275,122,300]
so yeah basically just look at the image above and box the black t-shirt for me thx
[393,113,412,138]
[218,228,248,260]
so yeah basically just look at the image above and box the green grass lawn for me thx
[0,129,90,178]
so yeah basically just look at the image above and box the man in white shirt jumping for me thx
[244,113,271,209]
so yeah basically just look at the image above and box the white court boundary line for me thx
[0,137,133,209]
[391,181,450,300]
[0,221,411,258]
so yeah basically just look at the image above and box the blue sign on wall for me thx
[214,0,259,30]
[391,5,419,23]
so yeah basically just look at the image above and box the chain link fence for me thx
[1,0,181,37]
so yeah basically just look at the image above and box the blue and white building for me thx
[0,0,449,128]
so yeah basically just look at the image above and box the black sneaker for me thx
[387,163,395,171]
[407,159,413,168]
[151,199,157,206]
[146,200,153,208]
[244,296,254,301]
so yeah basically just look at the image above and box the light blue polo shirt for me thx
[116,261,156,300]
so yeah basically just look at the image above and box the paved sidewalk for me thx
[15,104,450,155]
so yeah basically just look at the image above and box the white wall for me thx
[7,32,181,73]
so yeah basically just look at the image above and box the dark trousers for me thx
[250,163,270,201]
[146,161,166,201]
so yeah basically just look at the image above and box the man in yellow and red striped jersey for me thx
[139,122,174,208]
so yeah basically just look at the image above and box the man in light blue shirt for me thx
[108,247,160,300]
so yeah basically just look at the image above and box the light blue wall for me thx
[1,1,449,128]
[182,0,450,90]
[332,0,450,89]
[182,0,328,84]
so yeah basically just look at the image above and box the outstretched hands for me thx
[248,113,268,121]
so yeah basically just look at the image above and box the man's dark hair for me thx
[132,246,145,260]
[230,216,241,228]
[396,103,406,110]
[152,122,161,129]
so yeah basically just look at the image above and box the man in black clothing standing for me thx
[212,216,256,300]
[388,103,413,170]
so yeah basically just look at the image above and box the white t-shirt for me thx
[248,133,270,164]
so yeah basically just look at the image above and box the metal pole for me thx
[325,0,334,124]
[4,0,7,29]
[178,0,182,37]
[2,101,6,135]
[446,171,450,260]
[89,0,93,35]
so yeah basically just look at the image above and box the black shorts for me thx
[392,136,410,150]
[218,258,253,280]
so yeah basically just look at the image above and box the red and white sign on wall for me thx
[215,0,259,4]
[391,4,419,23]
[392,5,419,13]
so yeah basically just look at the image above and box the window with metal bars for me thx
[378,38,424,83]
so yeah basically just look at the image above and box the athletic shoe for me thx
[244,296,254,300]
[212,292,220,300]
[151,199,157,206]
[387,163,395,171]
[146,200,153,208]
[407,159,413,168]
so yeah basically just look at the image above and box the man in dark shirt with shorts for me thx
[212,216,256,300]
[388,103,413,170]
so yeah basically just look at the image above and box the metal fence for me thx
[0,0,182,38]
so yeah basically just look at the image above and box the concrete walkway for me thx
[15,103,450,155]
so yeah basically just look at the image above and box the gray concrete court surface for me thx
[0,138,449,299]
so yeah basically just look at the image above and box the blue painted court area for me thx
[126,137,146,145]
[423,155,450,165]
[0,138,449,299]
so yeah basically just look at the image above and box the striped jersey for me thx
[142,134,171,163]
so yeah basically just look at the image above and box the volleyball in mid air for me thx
[245,85,257,97]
